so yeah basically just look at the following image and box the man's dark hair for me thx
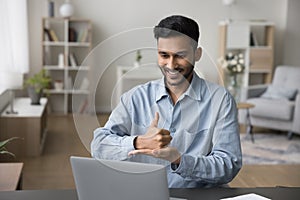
[154,15,199,49]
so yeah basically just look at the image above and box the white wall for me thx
[28,0,289,113]
[283,0,300,66]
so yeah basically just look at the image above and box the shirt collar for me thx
[181,71,202,101]
[155,71,203,102]
[155,77,169,102]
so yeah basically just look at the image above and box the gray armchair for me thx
[245,66,300,139]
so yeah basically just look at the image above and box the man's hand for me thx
[134,112,172,150]
[128,147,181,164]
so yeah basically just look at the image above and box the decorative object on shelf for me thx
[58,53,65,68]
[54,80,63,90]
[134,50,142,68]
[69,53,78,67]
[59,0,74,18]
[24,69,51,105]
[222,0,235,6]
[219,52,245,102]
[48,1,55,17]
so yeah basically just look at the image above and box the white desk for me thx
[114,66,162,107]
[0,98,48,157]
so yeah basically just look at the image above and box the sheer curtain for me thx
[0,0,29,93]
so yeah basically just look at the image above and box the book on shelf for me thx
[69,28,77,42]
[69,53,78,67]
[49,29,59,41]
[44,28,52,41]
[77,29,88,42]
[250,32,258,46]
[44,28,59,42]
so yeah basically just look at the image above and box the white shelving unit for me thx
[218,20,275,102]
[42,17,92,114]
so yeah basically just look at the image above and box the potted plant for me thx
[134,50,142,68]
[24,69,51,105]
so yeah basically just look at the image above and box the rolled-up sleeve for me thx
[91,94,136,161]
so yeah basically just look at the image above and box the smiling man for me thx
[91,15,242,188]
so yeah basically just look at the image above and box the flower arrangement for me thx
[219,52,245,76]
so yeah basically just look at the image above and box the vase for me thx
[227,74,240,102]
[27,87,42,105]
[59,1,74,18]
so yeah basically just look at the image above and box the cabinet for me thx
[218,20,274,101]
[0,98,48,157]
[42,17,92,114]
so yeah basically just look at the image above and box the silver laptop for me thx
[70,156,184,200]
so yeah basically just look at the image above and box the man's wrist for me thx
[171,157,181,170]
[133,136,138,149]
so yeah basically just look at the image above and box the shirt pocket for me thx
[173,128,211,155]
[131,123,149,136]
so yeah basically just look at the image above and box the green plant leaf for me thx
[0,137,20,157]
[0,150,16,157]
[0,137,19,149]
[24,69,52,93]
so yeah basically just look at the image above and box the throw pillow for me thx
[261,85,298,100]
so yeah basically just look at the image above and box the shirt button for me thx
[170,127,176,132]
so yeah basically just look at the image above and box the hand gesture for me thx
[129,112,181,164]
[134,112,172,150]
[128,146,181,164]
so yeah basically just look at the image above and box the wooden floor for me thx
[16,114,300,189]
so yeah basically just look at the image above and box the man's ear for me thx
[195,47,202,61]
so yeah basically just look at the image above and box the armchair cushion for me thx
[248,98,295,120]
[261,85,298,100]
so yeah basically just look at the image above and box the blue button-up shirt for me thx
[91,72,242,188]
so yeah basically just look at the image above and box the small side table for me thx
[0,163,23,191]
[237,102,255,142]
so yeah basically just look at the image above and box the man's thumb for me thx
[150,112,159,127]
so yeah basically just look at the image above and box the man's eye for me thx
[176,54,186,59]
[160,54,169,58]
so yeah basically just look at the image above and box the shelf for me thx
[250,46,272,50]
[249,69,272,73]
[219,20,274,26]
[46,89,89,94]
[44,65,90,70]
[43,41,65,46]
[219,21,274,101]
[68,42,90,47]
[68,66,90,70]
[43,41,90,47]
[42,17,92,114]
[44,66,65,70]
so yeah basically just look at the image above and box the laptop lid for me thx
[70,156,170,200]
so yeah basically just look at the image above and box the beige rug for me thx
[240,132,300,164]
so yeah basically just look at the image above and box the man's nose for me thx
[166,56,177,69]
